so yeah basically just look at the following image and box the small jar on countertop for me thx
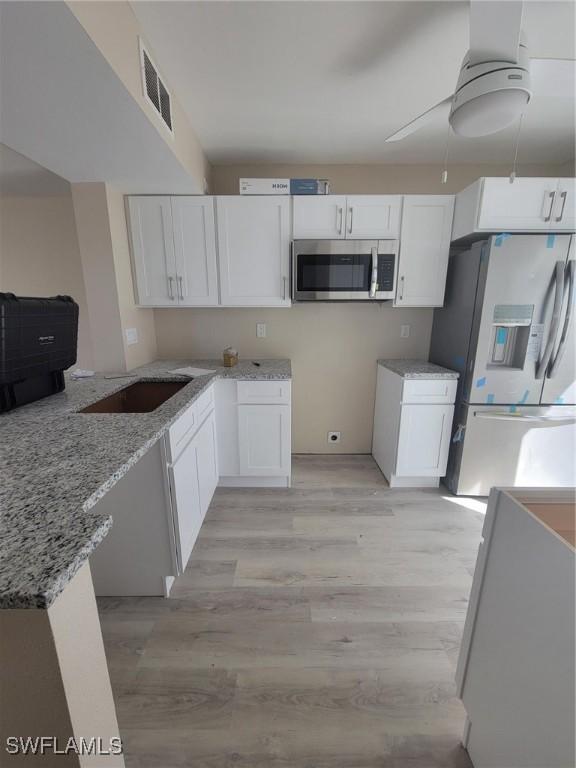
[223,347,238,367]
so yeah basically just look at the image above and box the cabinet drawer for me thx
[237,380,291,405]
[402,378,457,404]
[168,385,214,459]
[195,386,214,422]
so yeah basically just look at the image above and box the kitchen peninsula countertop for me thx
[0,359,291,609]
[378,359,459,379]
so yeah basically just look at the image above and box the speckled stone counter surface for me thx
[0,359,291,609]
[378,359,459,379]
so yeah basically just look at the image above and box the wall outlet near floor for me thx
[400,324,411,338]
[125,327,138,345]
[256,323,267,338]
[328,431,341,444]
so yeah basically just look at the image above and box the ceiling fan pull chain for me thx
[510,113,524,184]
[441,123,451,184]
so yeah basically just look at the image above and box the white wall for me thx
[155,303,431,454]
[71,182,158,373]
[211,162,573,195]
[0,193,94,369]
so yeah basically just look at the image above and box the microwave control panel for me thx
[378,254,395,291]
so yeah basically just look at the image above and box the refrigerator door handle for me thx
[548,260,575,378]
[473,410,576,425]
[535,261,566,379]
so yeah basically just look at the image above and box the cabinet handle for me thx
[283,276,287,300]
[555,191,567,222]
[399,275,405,301]
[177,275,184,300]
[348,206,353,234]
[167,276,175,300]
[543,191,556,222]
[337,206,343,235]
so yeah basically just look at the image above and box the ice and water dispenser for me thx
[488,304,540,369]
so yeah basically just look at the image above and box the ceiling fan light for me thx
[450,89,530,137]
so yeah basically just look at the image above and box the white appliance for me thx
[430,234,575,496]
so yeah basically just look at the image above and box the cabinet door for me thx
[169,437,202,570]
[127,196,178,306]
[346,195,402,238]
[395,404,453,477]
[216,196,291,306]
[238,405,291,476]
[171,197,219,306]
[553,179,575,231]
[478,178,557,231]
[292,196,347,239]
[195,411,219,519]
[395,195,455,307]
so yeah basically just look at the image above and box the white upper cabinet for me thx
[128,196,218,307]
[293,195,347,239]
[216,196,291,306]
[394,195,455,307]
[171,197,219,306]
[293,195,401,239]
[127,196,178,306]
[346,195,402,238]
[452,177,576,240]
[554,178,575,231]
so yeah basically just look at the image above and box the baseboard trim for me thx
[218,475,291,488]
[389,475,440,488]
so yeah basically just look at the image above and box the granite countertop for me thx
[378,359,459,379]
[0,359,291,609]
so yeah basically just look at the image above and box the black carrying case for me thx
[0,293,79,412]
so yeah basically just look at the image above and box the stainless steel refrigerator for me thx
[430,234,575,496]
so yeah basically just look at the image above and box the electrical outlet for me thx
[125,328,138,345]
[256,323,267,338]
[328,431,341,444]
[400,324,411,338]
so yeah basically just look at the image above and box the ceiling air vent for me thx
[139,41,173,135]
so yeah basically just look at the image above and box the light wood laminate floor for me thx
[98,455,484,768]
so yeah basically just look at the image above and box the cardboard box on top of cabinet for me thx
[239,178,330,195]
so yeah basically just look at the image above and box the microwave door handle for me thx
[536,261,565,378]
[369,247,378,298]
[548,259,575,378]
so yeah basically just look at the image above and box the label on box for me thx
[240,178,290,195]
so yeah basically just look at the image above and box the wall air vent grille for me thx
[139,41,173,135]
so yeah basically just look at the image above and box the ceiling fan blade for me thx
[469,0,524,65]
[384,97,453,142]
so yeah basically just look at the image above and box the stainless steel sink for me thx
[80,380,187,414]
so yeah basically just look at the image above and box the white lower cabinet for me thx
[238,404,291,476]
[195,410,219,513]
[395,403,453,477]
[169,409,218,571]
[90,378,292,596]
[169,433,202,572]
[372,363,457,487]
[216,379,292,487]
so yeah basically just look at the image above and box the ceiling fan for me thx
[385,0,559,142]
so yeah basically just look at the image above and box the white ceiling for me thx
[132,0,576,166]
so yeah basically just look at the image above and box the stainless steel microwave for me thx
[292,239,398,301]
